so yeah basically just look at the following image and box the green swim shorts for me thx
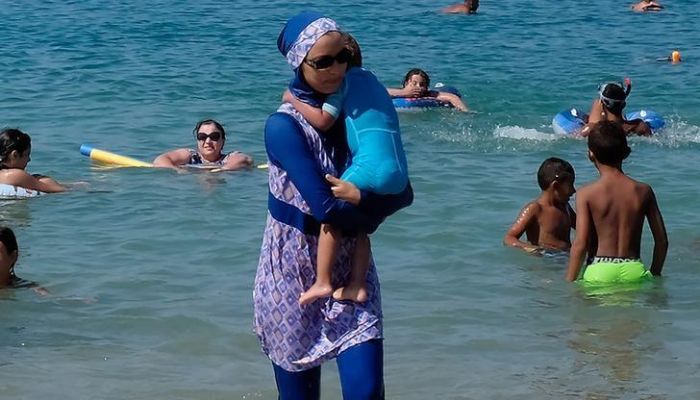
[582,257,652,284]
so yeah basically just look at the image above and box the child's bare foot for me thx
[299,283,333,305]
[332,283,368,303]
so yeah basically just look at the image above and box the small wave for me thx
[493,125,560,141]
[647,116,700,148]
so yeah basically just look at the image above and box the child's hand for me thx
[282,90,295,103]
[325,174,360,205]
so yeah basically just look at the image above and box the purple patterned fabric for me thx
[285,17,340,69]
[254,103,383,372]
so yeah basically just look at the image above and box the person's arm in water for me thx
[153,149,191,168]
[387,86,423,98]
[283,90,339,132]
[216,152,254,172]
[566,189,591,281]
[436,91,468,111]
[503,202,544,254]
[3,170,66,192]
[645,186,668,275]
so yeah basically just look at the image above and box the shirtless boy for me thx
[504,157,576,254]
[566,121,668,282]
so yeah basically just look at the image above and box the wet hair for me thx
[537,157,575,190]
[587,121,631,165]
[0,128,31,167]
[466,0,479,12]
[599,83,627,115]
[403,68,430,88]
[192,119,226,139]
[342,33,362,68]
[0,226,18,256]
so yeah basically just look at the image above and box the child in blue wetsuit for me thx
[284,34,409,305]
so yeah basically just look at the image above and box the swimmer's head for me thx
[465,0,479,13]
[0,128,31,170]
[0,226,19,279]
[670,50,681,64]
[192,119,226,162]
[403,68,430,92]
[342,33,362,68]
[537,157,576,201]
[598,81,630,115]
[587,121,631,166]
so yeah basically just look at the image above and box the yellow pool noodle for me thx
[80,145,152,167]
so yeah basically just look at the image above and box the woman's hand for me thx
[325,174,360,205]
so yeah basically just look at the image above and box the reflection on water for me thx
[0,199,33,228]
[565,283,669,398]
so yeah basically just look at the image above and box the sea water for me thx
[1,0,700,398]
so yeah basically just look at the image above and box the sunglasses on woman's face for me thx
[304,47,352,70]
[195,131,222,142]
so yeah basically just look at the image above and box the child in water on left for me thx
[0,226,48,295]
[504,157,577,254]
[0,128,66,193]
[283,33,412,305]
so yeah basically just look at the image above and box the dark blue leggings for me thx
[272,339,384,400]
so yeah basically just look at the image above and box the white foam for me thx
[493,125,559,141]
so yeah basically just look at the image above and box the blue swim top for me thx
[326,67,409,195]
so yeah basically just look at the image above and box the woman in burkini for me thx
[387,68,469,111]
[254,12,412,399]
[153,119,253,170]
[0,128,66,194]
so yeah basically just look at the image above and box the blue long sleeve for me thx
[265,112,381,234]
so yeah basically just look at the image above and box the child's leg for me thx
[299,223,340,305]
[333,233,370,303]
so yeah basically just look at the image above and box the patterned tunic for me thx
[253,104,383,372]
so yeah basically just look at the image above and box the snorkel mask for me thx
[598,78,632,110]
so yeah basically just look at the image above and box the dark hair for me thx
[0,128,31,166]
[342,33,362,68]
[403,68,430,88]
[466,0,479,12]
[600,83,627,114]
[0,226,18,255]
[192,119,226,139]
[587,121,631,165]
[537,157,575,190]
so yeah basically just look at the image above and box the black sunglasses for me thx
[303,48,352,70]
[195,131,222,142]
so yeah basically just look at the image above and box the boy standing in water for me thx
[566,121,668,282]
[504,158,576,254]
[581,80,652,137]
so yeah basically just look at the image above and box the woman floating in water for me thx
[0,128,66,195]
[631,0,663,12]
[442,0,479,14]
[153,119,253,171]
[387,68,468,111]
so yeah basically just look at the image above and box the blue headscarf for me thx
[277,12,340,107]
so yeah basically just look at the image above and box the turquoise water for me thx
[2,0,700,398]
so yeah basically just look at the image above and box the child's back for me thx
[580,171,653,258]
